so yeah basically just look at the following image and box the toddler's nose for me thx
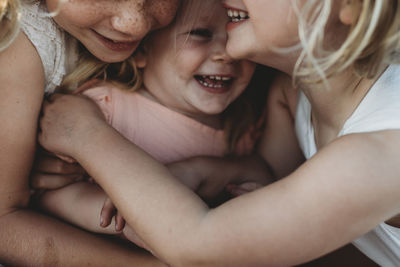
[212,50,233,64]
[212,40,233,64]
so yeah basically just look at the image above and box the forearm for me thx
[71,125,400,266]
[0,208,165,266]
[38,182,120,235]
[227,154,275,182]
[72,124,209,264]
[183,154,275,201]
[192,154,274,182]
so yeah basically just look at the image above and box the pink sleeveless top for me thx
[83,85,260,164]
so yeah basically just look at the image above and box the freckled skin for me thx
[46,0,180,62]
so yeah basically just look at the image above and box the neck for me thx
[138,88,223,130]
[299,67,377,147]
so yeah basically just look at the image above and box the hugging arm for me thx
[39,75,400,266]
[167,154,275,201]
[0,33,165,266]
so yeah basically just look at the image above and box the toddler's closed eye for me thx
[187,28,212,40]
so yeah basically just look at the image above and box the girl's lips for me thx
[194,75,233,94]
[93,31,138,52]
[222,3,249,31]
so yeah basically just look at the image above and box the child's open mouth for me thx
[195,75,233,93]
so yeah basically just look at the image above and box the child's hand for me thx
[39,93,106,159]
[30,147,86,190]
[100,197,126,232]
[101,198,152,251]
[225,182,264,197]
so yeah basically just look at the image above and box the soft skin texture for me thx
[0,0,180,265]
[37,0,400,266]
[35,0,271,240]
[135,0,255,127]
[47,0,180,62]
[38,82,400,266]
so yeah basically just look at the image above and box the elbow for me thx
[0,188,31,218]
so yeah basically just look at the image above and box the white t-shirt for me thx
[296,64,400,266]
[20,1,78,94]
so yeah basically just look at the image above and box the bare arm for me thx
[0,33,165,266]
[37,181,123,235]
[168,154,274,202]
[257,73,305,178]
[38,89,400,266]
[168,75,302,200]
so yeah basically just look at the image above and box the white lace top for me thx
[20,1,78,94]
[296,65,400,267]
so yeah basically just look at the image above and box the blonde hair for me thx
[60,46,141,92]
[294,0,400,85]
[0,0,20,52]
[46,0,141,92]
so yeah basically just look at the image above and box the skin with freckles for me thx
[46,0,180,62]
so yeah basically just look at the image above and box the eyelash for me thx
[188,28,212,39]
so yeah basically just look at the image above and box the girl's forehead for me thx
[176,0,223,23]
[53,0,180,9]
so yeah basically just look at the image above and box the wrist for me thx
[69,118,112,160]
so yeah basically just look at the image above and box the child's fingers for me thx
[33,152,84,175]
[226,185,249,197]
[226,182,263,197]
[30,173,83,190]
[115,212,126,232]
[54,153,77,164]
[237,182,263,191]
[100,198,116,228]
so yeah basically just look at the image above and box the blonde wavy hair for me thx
[293,0,400,85]
[0,0,20,52]
[60,46,141,92]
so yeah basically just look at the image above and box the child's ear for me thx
[134,46,148,68]
[339,0,361,25]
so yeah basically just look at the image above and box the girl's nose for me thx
[212,51,233,64]
[111,5,152,38]
[211,37,233,64]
